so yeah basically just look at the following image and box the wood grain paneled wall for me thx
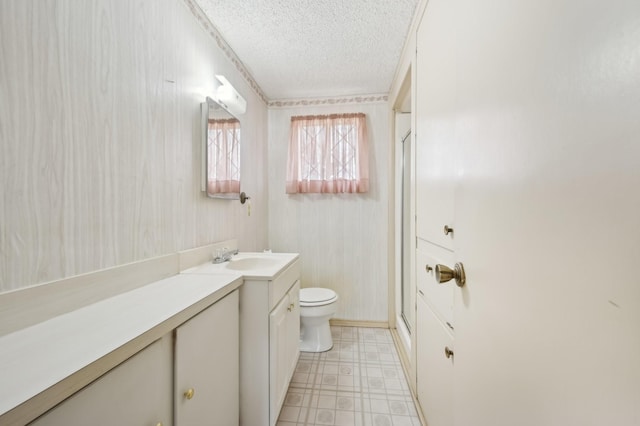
[0,0,268,292]
[267,102,390,322]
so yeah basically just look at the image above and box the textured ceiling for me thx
[192,0,419,101]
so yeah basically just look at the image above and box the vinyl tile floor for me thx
[276,326,423,426]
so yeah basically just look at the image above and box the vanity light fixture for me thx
[214,75,247,116]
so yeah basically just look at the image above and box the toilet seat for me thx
[300,288,338,307]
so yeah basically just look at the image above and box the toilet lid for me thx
[300,287,337,304]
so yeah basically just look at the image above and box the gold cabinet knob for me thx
[156,423,163,426]
[287,303,295,312]
[443,225,454,236]
[435,263,466,287]
[184,388,195,400]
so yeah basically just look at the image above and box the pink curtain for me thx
[207,118,241,194]
[286,113,369,194]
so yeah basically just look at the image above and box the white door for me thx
[416,0,640,425]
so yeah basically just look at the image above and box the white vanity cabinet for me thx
[239,258,301,426]
[174,289,239,426]
[29,336,173,426]
[4,274,244,426]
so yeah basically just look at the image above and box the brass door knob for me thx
[443,225,454,235]
[435,263,466,287]
[444,346,454,359]
[184,388,195,400]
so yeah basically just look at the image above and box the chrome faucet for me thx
[212,247,238,264]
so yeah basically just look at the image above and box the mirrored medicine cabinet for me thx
[201,96,241,199]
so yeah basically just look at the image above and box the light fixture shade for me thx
[215,75,247,115]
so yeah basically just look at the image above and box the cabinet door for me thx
[415,0,457,250]
[286,281,301,381]
[269,290,291,426]
[174,290,239,426]
[416,296,454,426]
[30,337,172,426]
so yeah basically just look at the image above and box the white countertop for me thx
[0,272,242,420]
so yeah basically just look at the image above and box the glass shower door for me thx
[401,129,413,332]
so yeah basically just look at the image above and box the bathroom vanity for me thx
[184,252,301,426]
[0,273,243,425]
[0,246,299,426]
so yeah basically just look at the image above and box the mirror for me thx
[201,96,241,199]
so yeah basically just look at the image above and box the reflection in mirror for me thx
[202,97,241,199]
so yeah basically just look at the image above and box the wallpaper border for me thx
[267,94,389,109]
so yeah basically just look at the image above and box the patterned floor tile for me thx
[276,326,422,426]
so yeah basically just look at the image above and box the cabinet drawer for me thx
[269,259,300,310]
[416,297,454,426]
[416,242,455,329]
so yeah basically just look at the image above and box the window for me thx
[207,118,241,194]
[286,113,369,194]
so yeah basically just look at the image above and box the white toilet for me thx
[299,287,339,352]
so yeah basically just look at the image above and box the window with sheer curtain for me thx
[286,113,369,194]
[207,118,241,194]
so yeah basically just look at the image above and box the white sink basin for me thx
[225,257,281,271]
[182,252,298,279]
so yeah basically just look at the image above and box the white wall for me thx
[0,0,269,293]
[267,102,390,322]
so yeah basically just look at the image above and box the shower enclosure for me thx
[400,128,413,333]
[394,109,413,352]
